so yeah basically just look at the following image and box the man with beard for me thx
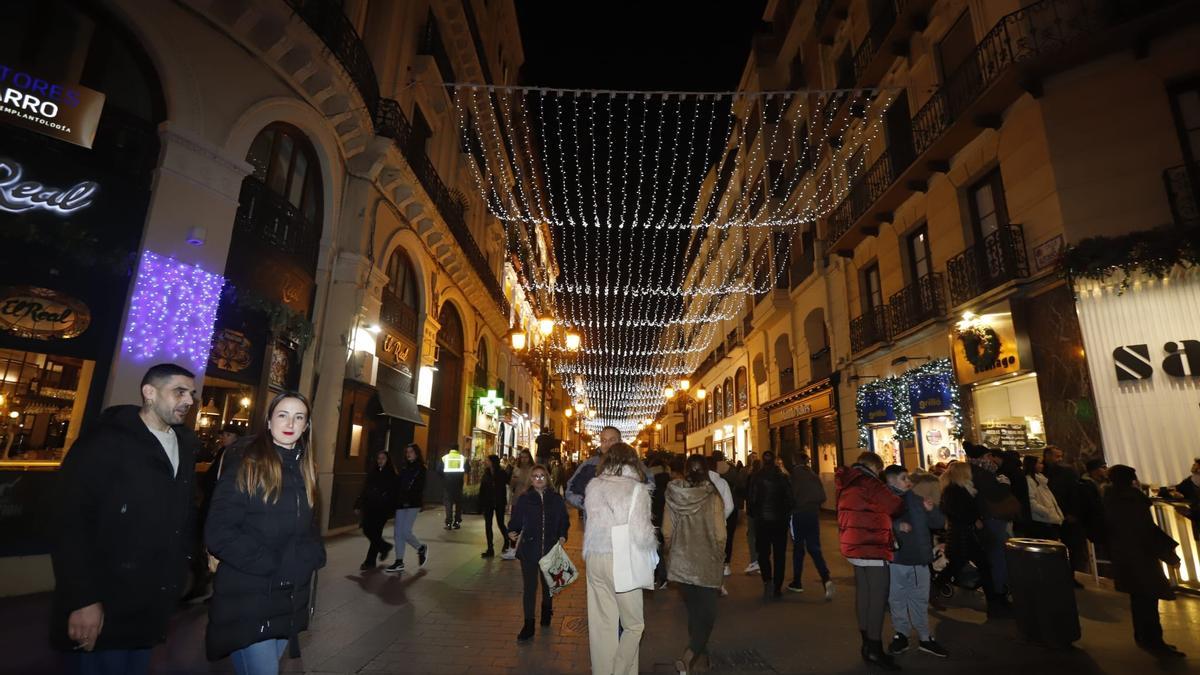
[51,364,200,674]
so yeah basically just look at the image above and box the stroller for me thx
[931,531,982,600]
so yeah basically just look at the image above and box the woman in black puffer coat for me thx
[355,450,398,570]
[479,454,511,558]
[205,392,326,674]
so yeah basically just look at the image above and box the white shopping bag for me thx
[538,541,579,596]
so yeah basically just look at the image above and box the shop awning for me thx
[377,366,425,426]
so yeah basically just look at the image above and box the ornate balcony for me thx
[285,0,379,117]
[946,225,1029,307]
[827,147,901,251]
[380,292,418,339]
[375,99,511,319]
[233,176,321,274]
[888,273,946,336]
[850,305,891,354]
[851,1,897,86]
[1164,162,1199,226]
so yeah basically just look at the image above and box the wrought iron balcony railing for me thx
[888,273,946,335]
[850,305,891,354]
[827,147,901,245]
[851,0,898,86]
[285,0,379,117]
[946,224,1029,306]
[1164,162,1200,226]
[233,176,321,274]
[380,292,419,339]
[374,98,511,319]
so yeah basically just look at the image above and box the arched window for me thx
[705,392,713,426]
[675,422,686,443]
[382,248,420,337]
[238,123,324,277]
[714,386,723,420]
[735,367,748,411]
[775,334,795,394]
[723,377,734,417]
[246,123,323,226]
[474,338,489,389]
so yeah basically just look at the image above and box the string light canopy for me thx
[454,84,892,435]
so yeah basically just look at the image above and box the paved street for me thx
[3,508,1198,674]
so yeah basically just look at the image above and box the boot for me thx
[540,605,553,627]
[481,548,495,558]
[516,620,535,643]
[860,630,870,659]
[862,639,901,671]
[689,651,711,673]
[674,648,694,674]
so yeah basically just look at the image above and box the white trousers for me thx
[585,553,645,675]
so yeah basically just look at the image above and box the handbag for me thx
[611,486,658,593]
[538,542,579,596]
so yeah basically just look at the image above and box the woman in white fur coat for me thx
[584,442,657,675]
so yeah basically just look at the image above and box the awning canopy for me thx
[377,366,425,426]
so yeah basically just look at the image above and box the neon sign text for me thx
[0,158,97,215]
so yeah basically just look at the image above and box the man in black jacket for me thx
[1044,445,1086,580]
[748,450,794,600]
[51,363,199,674]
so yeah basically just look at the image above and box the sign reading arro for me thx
[0,65,106,148]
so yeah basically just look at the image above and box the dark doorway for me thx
[426,302,465,501]
[885,95,915,173]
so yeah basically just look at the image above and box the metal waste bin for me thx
[1005,538,1080,647]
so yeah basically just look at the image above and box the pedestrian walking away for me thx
[742,458,762,574]
[1104,465,1186,659]
[883,465,949,659]
[836,452,904,671]
[51,364,200,675]
[355,450,397,570]
[583,442,657,675]
[440,445,466,529]
[479,454,512,559]
[387,444,428,574]
[788,451,833,599]
[747,450,793,600]
[507,464,570,642]
[205,391,326,675]
[664,454,727,674]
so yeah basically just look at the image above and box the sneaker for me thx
[744,561,760,574]
[656,579,670,590]
[500,549,518,560]
[889,633,910,654]
[723,564,732,577]
[452,522,462,530]
[823,579,835,601]
[359,560,375,571]
[719,585,729,597]
[444,524,453,530]
[384,560,405,574]
[418,545,429,568]
[787,582,804,593]
[481,549,494,558]
[918,639,949,658]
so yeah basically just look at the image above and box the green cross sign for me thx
[480,389,503,414]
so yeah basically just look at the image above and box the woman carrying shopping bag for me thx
[507,464,570,642]
[663,454,727,674]
[583,442,657,675]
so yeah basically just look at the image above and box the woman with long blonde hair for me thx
[205,391,326,674]
[938,460,982,592]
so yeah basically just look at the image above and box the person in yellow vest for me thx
[441,446,466,529]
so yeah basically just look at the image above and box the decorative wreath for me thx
[957,325,1001,369]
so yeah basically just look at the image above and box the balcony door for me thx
[885,95,915,173]
[907,225,932,283]
[968,169,1013,287]
[862,263,883,314]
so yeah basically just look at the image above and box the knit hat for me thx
[963,441,987,459]
[1084,458,1107,473]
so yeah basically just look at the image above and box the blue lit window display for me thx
[856,359,963,469]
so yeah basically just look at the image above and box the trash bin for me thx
[1005,538,1080,647]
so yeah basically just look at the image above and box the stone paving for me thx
[3,508,1198,674]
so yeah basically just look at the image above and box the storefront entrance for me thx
[426,302,464,501]
[764,378,841,475]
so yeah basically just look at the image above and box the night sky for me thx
[514,1,768,92]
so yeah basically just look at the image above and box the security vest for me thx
[442,450,465,473]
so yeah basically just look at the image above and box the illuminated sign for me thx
[0,159,98,215]
[0,286,90,339]
[0,65,106,148]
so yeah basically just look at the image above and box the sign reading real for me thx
[0,65,106,149]
[0,286,91,339]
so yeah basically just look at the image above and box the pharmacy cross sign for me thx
[479,389,504,415]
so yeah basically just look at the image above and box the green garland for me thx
[855,358,963,449]
[225,287,315,352]
[1059,222,1199,293]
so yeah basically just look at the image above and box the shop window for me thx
[0,349,93,466]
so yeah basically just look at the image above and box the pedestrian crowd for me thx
[47,362,1196,674]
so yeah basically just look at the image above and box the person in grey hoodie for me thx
[883,466,948,659]
[787,452,833,599]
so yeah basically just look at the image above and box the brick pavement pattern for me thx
[2,508,1197,673]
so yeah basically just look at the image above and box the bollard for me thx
[1005,538,1081,647]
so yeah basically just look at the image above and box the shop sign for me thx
[1112,340,1200,380]
[0,65,106,148]
[857,388,895,424]
[908,372,952,414]
[767,390,832,427]
[0,286,90,339]
[0,158,98,216]
[377,330,415,370]
[951,307,1024,385]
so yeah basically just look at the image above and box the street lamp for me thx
[537,316,555,337]
[663,385,675,399]
[564,331,581,351]
[509,329,527,351]
[574,401,585,413]
[510,318,581,451]
[678,379,691,392]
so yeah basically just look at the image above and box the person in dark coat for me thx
[507,464,570,642]
[479,454,511,558]
[747,450,794,600]
[938,461,984,589]
[354,450,397,570]
[385,444,428,574]
[964,442,1018,615]
[835,452,904,670]
[205,391,326,674]
[1077,459,1108,549]
[1043,445,1086,578]
[1104,465,1185,658]
[998,450,1031,535]
[788,452,832,597]
[186,425,244,602]
[1174,458,1200,542]
[51,364,199,675]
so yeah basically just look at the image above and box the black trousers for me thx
[482,506,508,551]
[755,519,789,591]
[724,508,739,565]
[520,555,552,623]
[362,509,389,562]
[681,583,719,654]
[854,565,890,640]
[1130,592,1164,646]
[444,483,463,525]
